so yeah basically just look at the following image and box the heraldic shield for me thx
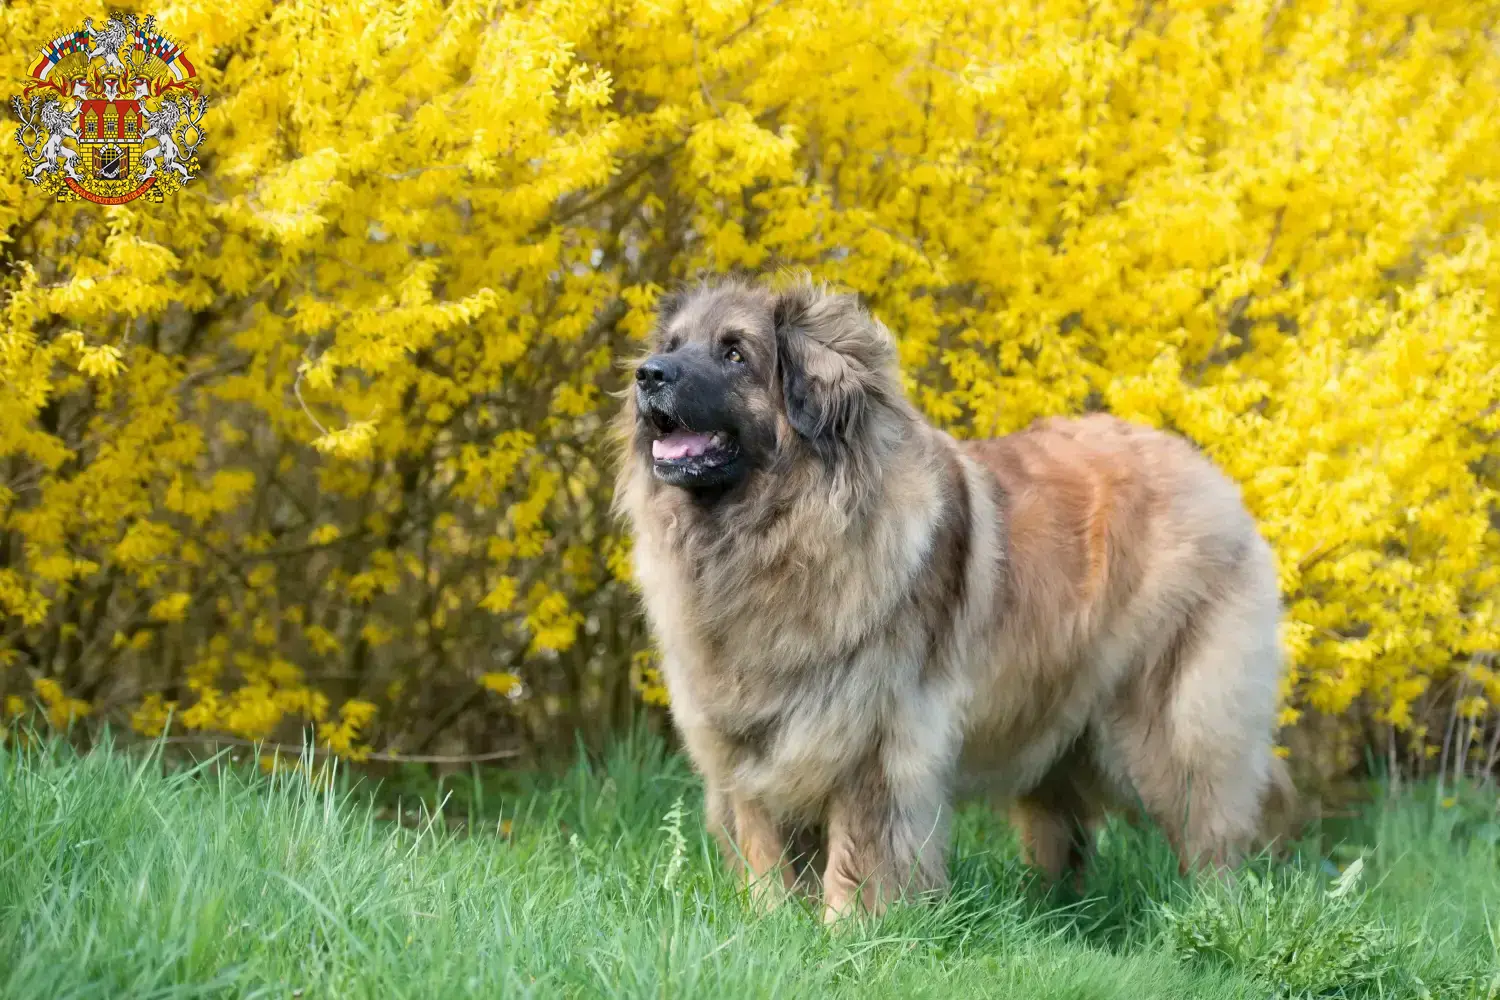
[11,12,207,205]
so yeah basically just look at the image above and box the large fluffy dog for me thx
[615,276,1292,921]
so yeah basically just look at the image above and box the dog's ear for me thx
[773,283,897,447]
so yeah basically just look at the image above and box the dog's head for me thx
[627,277,903,496]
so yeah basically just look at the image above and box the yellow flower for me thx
[479,576,519,614]
[76,344,125,379]
[480,672,523,698]
[308,524,342,545]
[316,698,378,761]
[31,678,91,729]
[130,694,178,738]
[149,593,192,623]
[303,625,342,657]
[311,420,379,461]
[630,650,670,708]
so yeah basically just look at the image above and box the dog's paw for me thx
[822,889,886,930]
[821,902,860,932]
[747,873,795,913]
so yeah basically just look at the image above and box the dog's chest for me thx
[698,644,896,818]
[636,496,939,815]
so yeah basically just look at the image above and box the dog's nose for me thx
[635,356,680,392]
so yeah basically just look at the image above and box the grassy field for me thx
[2,729,1497,1000]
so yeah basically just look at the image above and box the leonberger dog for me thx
[614,275,1293,922]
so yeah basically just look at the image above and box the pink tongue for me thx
[653,431,714,461]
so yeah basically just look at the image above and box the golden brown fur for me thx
[614,276,1292,921]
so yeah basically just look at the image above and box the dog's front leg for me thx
[703,781,737,863]
[724,792,796,909]
[820,761,951,923]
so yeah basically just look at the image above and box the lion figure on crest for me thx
[12,95,82,184]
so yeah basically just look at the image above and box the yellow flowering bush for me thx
[2,0,1497,781]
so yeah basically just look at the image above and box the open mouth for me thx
[651,428,740,472]
[640,398,743,488]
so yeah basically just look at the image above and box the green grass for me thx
[1,728,1497,1000]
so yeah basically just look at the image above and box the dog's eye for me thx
[724,346,745,365]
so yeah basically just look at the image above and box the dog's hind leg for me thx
[1102,555,1284,873]
[1007,743,1107,888]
